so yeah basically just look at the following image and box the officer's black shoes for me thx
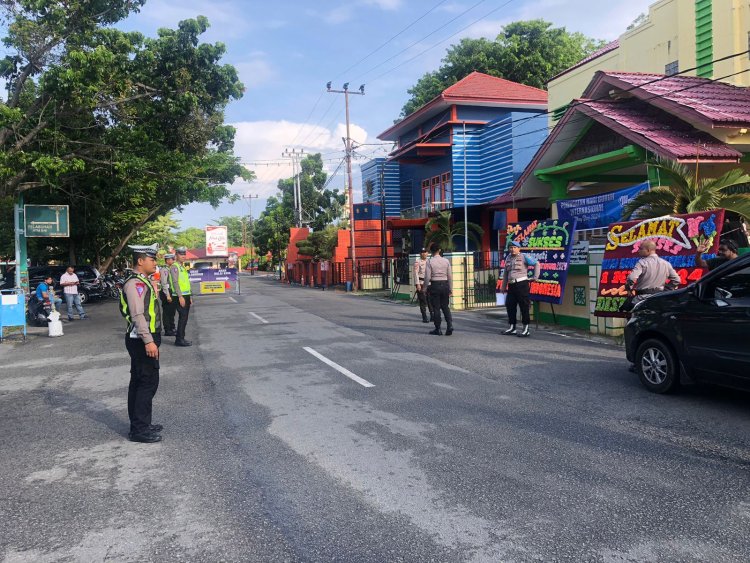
[149,424,163,433]
[422,318,430,323]
[429,328,443,335]
[518,325,530,337]
[175,340,192,346]
[163,331,176,336]
[128,431,162,443]
[503,325,517,335]
[445,327,453,336]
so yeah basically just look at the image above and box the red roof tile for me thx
[592,72,750,127]
[442,71,547,104]
[549,40,619,82]
[576,99,742,161]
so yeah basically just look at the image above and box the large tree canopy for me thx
[0,1,251,270]
[401,20,604,117]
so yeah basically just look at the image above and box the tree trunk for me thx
[98,206,163,273]
[68,239,76,265]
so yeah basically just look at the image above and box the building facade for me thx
[363,72,548,253]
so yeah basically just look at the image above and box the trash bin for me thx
[345,281,353,292]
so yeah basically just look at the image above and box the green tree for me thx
[401,20,604,116]
[131,212,180,248]
[621,160,750,221]
[424,211,483,252]
[253,195,294,265]
[0,3,250,271]
[295,225,339,261]
[173,227,206,250]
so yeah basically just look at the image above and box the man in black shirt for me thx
[695,239,739,271]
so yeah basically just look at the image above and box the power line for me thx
[356,0,489,81]
[331,0,450,81]
[367,0,518,84]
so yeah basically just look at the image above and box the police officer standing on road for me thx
[160,253,176,336]
[626,240,681,305]
[169,247,193,347]
[120,244,163,444]
[414,247,433,324]
[502,241,540,337]
[424,243,453,336]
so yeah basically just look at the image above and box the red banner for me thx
[594,210,725,317]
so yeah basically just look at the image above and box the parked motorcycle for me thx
[102,273,124,299]
[26,295,53,327]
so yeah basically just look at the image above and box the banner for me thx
[556,183,649,230]
[189,268,238,283]
[499,218,577,304]
[205,225,228,257]
[594,210,725,317]
[200,281,225,294]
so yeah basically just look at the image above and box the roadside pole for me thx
[14,193,28,293]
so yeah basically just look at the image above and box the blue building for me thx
[360,158,401,218]
[365,72,549,252]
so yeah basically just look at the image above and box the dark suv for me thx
[625,253,750,393]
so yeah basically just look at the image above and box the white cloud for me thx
[229,120,370,199]
[233,52,277,89]
[130,0,250,39]
[462,19,507,40]
[363,0,402,10]
[323,0,402,24]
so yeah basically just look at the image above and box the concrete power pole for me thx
[282,148,305,227]
[242,194,259,272]
[327,81,364,289]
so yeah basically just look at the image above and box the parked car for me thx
[625,253,750,393]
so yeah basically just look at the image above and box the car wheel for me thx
[79,290,89,305]
[635,338,679,393]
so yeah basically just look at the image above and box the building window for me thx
[441,172,452,206]
[421,179,431,207]
[665,60,679,76]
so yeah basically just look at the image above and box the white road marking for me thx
[249,312,269,324]
[303,347,375,388]
[228,296,238,303]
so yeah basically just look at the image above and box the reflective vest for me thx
[119,273,159,334]
[171,263,192,296]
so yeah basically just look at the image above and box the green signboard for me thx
[24,205,69,238]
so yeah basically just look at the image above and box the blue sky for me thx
[123,0,654,228]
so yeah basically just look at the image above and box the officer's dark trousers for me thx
[126,333,161,435]
[417,286,433,321]
[161,294,175,333]
[429,281,452,330]
[506,279,531,326]
[176,294,192,342]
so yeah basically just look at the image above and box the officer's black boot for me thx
[518,325,530,337]
[445,325,453,336]
[503,324,517,335]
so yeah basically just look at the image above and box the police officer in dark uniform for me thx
[160,253,176,336]
[414,247,433,323]
[169,247,193,346]
[120,244,163,443]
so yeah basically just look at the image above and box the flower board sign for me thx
[594,210,725,317]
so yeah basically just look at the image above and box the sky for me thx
[121,0,654,229]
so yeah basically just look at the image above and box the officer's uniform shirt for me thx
[425,255,452,290]
[169,262,189,297]
[123,276,160,344]
[160,266,172,297]
[414,257,428,288]
[502,253,541,285]
[627,254,680,291]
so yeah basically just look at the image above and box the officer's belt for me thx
[507,276,529,284]
[636,287,664,295]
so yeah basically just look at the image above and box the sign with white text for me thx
[24,205,69,237]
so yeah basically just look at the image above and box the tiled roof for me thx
[549,39,620,82]
[442,71,547,104]
[576,99,742,161]
[593,72,750,127]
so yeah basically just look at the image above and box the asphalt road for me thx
[1,276,749,562]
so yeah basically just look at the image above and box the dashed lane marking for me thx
[303,347,375,388]
[249,312,269,324]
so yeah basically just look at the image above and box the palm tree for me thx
[622,159,750,220]
[424,210,484,252]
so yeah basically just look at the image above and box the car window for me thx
[712,266,750,301]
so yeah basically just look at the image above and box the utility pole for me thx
[242,194,259,274]
[327,81,364,289]
[282,148,305,227]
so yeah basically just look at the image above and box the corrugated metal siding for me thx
[695,0,713,78]
[360,158,401,217]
